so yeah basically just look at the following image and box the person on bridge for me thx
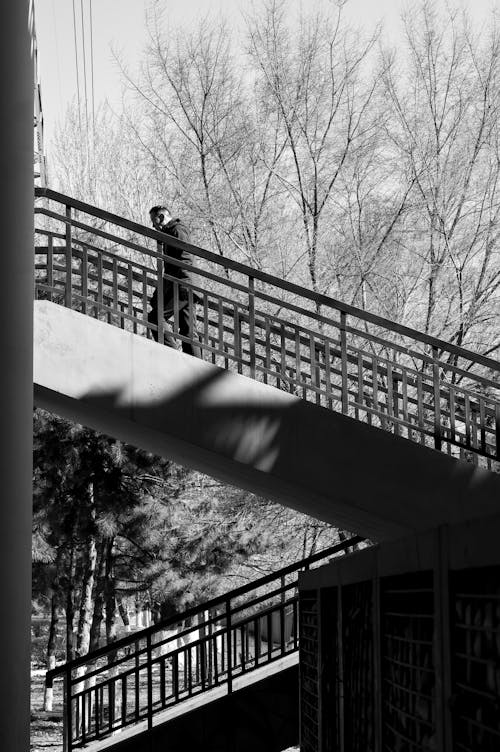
[147,204,202,358]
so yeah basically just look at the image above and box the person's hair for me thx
[149,204,170,216]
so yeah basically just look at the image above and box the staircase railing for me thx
[45,537,363,750]
[34,187,500,471]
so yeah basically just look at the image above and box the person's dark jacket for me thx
[160,218,194,283]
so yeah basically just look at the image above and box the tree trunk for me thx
[43,590,60,711]
[65,544,77,661]
[117,596,131,633]
[76,482,98,658]
[89,541,107,653]
[104,539,120,722]
[105,539,117,645]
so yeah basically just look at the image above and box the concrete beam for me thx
[34,301,500,542]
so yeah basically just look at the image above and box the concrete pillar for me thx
[0,1,33,749]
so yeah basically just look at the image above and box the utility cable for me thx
[89,0,96,150]
[72,0,82,136]
[80,0,90,155]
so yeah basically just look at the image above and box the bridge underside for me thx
[34,301,500,542]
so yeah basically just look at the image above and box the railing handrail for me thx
[35,186,500,374]
[46,535,363,682]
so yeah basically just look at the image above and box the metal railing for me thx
[45,537,363,750]
[34,187,500,472]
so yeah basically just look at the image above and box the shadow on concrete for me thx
[34,301,500,542]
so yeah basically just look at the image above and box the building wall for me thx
[298,512,500,751]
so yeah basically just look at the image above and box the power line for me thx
[89,0,96,149]
[72,0,82,135]
[80,0,90,145]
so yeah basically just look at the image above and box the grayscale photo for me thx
[2,1,499,750]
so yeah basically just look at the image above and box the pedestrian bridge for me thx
[34,187,500,750]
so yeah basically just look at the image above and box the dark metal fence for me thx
[35,188,500,472]
[45,538,362,750]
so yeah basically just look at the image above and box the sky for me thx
[34,0,497,157]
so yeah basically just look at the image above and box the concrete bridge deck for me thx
[34,300,500,543]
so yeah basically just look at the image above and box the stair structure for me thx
[45,539,361,751]
[34,187,500,750]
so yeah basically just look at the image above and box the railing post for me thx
[146,632,153,731]
[495,404,500,461]
[225,598,232,694]
[340,311,349,415]
[432,346,442,451]
[248,276,256,379]
[64,666,71,752]
[65,205,73,309]
[156,242,164,345]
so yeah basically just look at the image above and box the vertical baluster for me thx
[432,346,442,451]
[195,642,200,685]
[121,676,127,727]
[97,254,103,318]
[218,298,224,359]
[201,636,207,690]
[265,317,271,384]
[357,351,363,421]
[392,372,400,437]
[187,647,193,696]
[233,306,241,373]
[324,339,332,410]
[340,311,348,415]
[449,387,456,448]
[47,234,54,301]
[309,334,316,402]
[293,599,298,650]
[213,633,219,684]
[64,668,72,752]
[95,686,100,737]
[267,613,272,661]
[147,633,153,730]
[112,258,118,317]
[402,369,408,435]
[128,264,133,324]
[203,293,209,357]
[173,653,179,702]
[464,394,471,449]
[280,603,286,656]
[188,286,195,353]
[142,269,148,333]
[65,205,73,309]
[156,246,164,345]
[226,599,233,694]
[496,404,500,460]
[479,399,486,455]
[254,618,260,667]
[372,356,379,426]
[387,362,394,429]
[280,324,287,391]
[248,276,256,378]
[109,676,115,732]
[160,657,166,708]
[134,642,140,722]
[295,327,301,396]
[417,373,425,444]
[240,625,245,672]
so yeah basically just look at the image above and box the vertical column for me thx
[0,1,33,749]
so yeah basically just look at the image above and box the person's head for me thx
[149,204,172,230]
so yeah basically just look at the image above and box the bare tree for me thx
[246,0,382,310]
[381,1,500,359]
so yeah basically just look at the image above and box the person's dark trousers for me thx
[148,289,202,358]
